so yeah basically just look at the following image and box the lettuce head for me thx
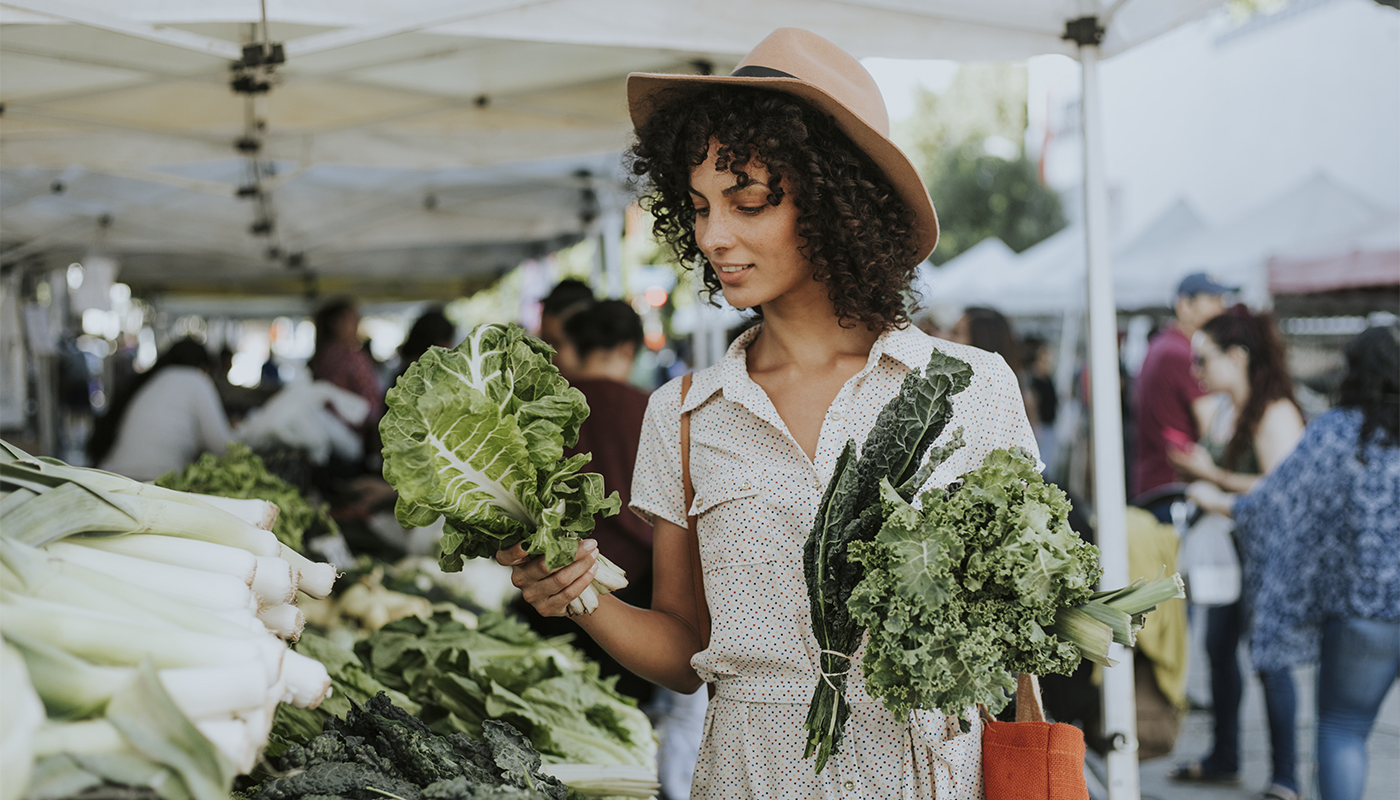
[380,323,620,572]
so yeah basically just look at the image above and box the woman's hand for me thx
[1168,442,1219,482]
[497,539,599,618]
[1187,480,1236,518]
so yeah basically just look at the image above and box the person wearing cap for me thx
[1130,271,1237,519]
[498,28,1039,797]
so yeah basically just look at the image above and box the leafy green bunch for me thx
[381,323,620,572]
[848,448,1099,720]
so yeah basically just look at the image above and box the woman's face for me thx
[689,141,814,311]
[1192,332,1247,395]
[336,308,361,346]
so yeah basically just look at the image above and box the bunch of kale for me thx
[252,693,567,800]
[801,350,972,772]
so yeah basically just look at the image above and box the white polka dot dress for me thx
[631,324,1041,800]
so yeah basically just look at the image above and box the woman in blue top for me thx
[1190,324,1400,800]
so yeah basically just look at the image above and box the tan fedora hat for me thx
[627,27,938,264]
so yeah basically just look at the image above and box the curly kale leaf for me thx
[851,448,1099,720]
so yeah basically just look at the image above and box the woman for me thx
[1167,307,1306,800]
[89,338,232,481]
[1191,325,1399,800]
[394,308,456,380]
[310,299,384,424]
[499,28,1038,797]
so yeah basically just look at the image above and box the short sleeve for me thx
[628,377,687,529]
[972,353,1044,472]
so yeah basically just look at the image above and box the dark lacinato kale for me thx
[251,693,566,800]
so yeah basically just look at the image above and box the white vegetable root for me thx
[256,603,305,641]
[251,556,297,606]
[566,552,628,617]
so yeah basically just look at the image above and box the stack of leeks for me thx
[0,440,339,800]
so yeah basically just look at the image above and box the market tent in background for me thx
[921,197,1208,315]
[1,0,1221,300]
[1268,206,1400,297]
[1146,172,1384,308]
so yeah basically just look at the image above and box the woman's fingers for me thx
[495,542,530,566]
[511,539,602,617]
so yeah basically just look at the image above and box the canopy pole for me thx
[1075,24,1141,800]
[600,202,625,300]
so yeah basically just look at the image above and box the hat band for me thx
[730,65,796,79]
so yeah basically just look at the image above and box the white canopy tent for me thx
[1,3,1237,794]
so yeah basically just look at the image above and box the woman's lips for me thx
[713,263,753,284]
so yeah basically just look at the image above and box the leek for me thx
[279,544,337,599]
[2,641,44,800]
[43,541,258,613]
[251,555,297,606]
[256,603,306,641]
[7,632,269,721]
[73,534,258,586]
[190,493,279,531]
[539,763,660,798]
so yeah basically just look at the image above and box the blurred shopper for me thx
[537,278,594,377]
[393,307,456,381]
[1190,325,1399,800]
[517,299,656,700]
[949,306,1040,435]
[1132,272,1233,518]
[89,338,232,481]
[310,299,384,425]
[1023,335,1060,474]
[1167,307,1306,800]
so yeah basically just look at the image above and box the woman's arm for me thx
[498,517,705,694]
[1253,399,1305,474]
[1169,444,1259,493]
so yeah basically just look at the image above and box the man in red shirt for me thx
[1132,272,1235,520]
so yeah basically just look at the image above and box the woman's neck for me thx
[747,290,880,373]
[574,349,634,383]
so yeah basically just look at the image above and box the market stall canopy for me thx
[918,198,1208,315]
[1268,207,1400,295]
[1,0,1223,298]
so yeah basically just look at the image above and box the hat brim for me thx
[627,72,939,265]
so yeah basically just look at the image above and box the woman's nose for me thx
[696,212,734,256]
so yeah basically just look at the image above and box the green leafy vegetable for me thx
[849,448,1098,723]
[379,323,623,615]
[251,693,567,800]
[802,349,972,771]
[158,443,337,552]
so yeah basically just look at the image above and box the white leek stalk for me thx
[279,544,337,599]
[251,556,297,606]
[279,650,332,709]
[195,718,259,774]
[190,493,279,531]
[1,642,44,800]
[0,594,285,684]
[72,534,258,586]
[43,541,258,613]
[256,603,305,641]
[8,632,270,721]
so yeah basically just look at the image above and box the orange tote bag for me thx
[981,674,1089,800]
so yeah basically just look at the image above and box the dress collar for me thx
[679,323,926,415]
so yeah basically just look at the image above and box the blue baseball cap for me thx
[1177,272,1240,298]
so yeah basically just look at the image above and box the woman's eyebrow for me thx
[687,182,770,198]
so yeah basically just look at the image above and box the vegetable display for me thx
[267,614,659,797]
[380,323,624,616]
[157,443,340,552]
[246,692,569,800]
[799,357,1184,773]
[0,440,340,800]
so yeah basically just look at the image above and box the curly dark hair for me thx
[1336,324,1400,460]
[1199,307,1299,471]
[627,86,920,331]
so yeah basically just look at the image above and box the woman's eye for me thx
[736,205,765,216]
[693,206,710,217]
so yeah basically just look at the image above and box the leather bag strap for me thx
[679,373,712,651]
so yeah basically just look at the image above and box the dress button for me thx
[843,779,855,790]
